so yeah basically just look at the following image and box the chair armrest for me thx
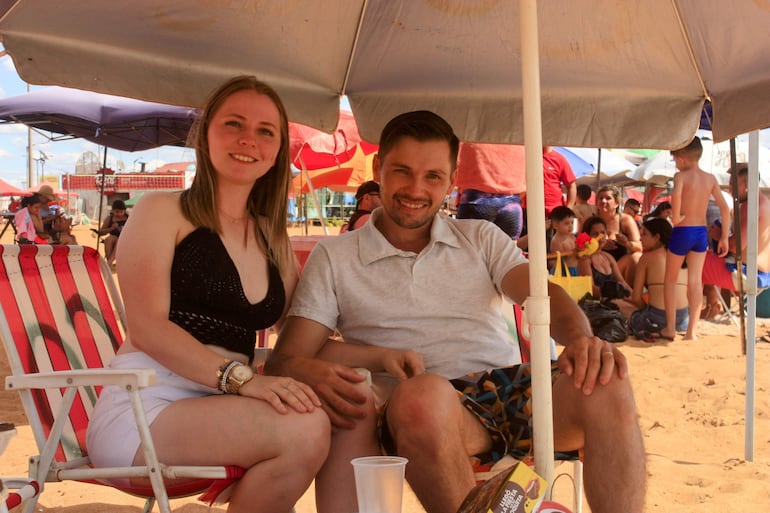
[5,368,156,391]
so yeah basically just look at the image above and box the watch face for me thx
[231,364,254,382]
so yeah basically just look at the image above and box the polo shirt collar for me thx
[358,209,462,266]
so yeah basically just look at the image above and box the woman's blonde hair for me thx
[180,75,293,275]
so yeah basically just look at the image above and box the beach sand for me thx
[2,222,770,512]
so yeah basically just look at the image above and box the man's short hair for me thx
[624,198,641,210]
[576,183,593,201]
[378,111,460,170]
[549,205,575,222]
[111,200,127,211]
[729,162,749,178]
[672,136,703,160]
[355,181,380,201]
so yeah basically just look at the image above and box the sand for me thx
[2,222,770,512]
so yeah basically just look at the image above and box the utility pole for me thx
[26,82,34,188]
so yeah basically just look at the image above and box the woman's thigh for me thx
[143,394,329,467]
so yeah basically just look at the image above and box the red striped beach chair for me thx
[0,245,243,513]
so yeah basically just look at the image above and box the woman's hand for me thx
[239,375,322,415]
[382,349,425,381]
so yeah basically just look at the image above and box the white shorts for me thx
[86,352,220,470]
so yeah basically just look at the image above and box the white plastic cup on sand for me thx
[351,456,408,513]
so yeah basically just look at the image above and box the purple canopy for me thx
[0,86,197,151]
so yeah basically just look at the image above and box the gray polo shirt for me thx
[289,209,527,385]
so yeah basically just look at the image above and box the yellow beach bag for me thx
[549,252,593,302]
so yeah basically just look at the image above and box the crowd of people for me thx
[13,74,767,513]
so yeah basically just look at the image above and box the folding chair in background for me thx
[0,244,244,513]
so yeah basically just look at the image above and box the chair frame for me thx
[0,245,237,513]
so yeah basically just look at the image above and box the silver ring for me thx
[603,351,614,357]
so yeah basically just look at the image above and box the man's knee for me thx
[387,373,459,436]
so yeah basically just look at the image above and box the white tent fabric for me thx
[0,1,769,148]
[1,0,768,476]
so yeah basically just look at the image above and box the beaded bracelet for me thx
[216,360,240,392]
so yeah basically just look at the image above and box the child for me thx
[579,216,632,300]
[572,183,596,232]
[661,137,730,341]
[549,206,578,275]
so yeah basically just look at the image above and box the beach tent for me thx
[2,0,770,475]
[555,147,636,188]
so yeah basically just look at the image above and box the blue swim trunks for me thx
[668,226,708,256]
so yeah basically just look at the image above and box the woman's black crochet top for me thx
[168,227,285,361]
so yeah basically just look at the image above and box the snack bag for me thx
[456,462,547,513]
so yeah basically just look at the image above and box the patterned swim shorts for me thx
[380,362,561,465]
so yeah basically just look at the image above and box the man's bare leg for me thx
[552,374,646,513]
[385,374,491,513]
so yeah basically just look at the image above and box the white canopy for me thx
[0,1,768,147]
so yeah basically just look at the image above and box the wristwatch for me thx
[224,362,255,395]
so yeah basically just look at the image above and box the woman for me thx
[94,199,129,265]
[14,194,46,244]
[645,201,672,223]
[86,76,330,513]
[578,216,632,300]
[622,218,688,341]
[595,184,642,283]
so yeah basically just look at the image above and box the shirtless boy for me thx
[662,137,730,340]
[549,206,578,274]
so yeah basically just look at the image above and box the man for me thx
[661,137,730,341]
[702,162,770,308]
[340,180,381,233]
[266,111,645,513]
[542,146,577,216]
[455,142,526,239]
[623,198,642,225]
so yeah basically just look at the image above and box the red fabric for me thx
[702,251,736,290]
[542,149,576,215]
[456,143,526,195]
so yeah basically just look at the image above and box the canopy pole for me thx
[96,146,107,254]
[520,0,554,486]
[744,130,760,462]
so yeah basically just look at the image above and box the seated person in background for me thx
[549,206,578,275]
[266,110,645,513]
[94,200,129,265]
[339,181,380,233]
[579,216,632,300]
[623,198,642,226]
[8,196,21,212]
[645,201,672,224]
[595,185,642,284]
[702,162,770,315]
[51,214,78,244]
[27,192,53,243]
[620,218,688,341]
[37,185,58,225]
[573,183,596,232]
[14,194,47,244]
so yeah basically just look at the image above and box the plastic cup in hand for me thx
[351,456,408,513]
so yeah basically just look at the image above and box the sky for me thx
[0,51,194,189]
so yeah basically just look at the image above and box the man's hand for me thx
[557,335,627,395]
[382,349,425,380]
[284,357,370,429]
[717,235,729,258]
